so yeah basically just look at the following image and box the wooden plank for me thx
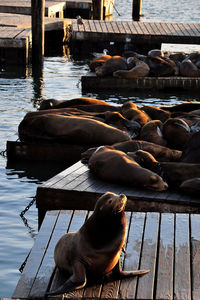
[100,212,132,298]
[29,210,73,297]
[136,212,160,299]
[119,212,146,299]
[156,213,174,299]
[43,161,83,188]
[48,210,88,297]
[12,210,60,298]
[174,214,191,300]
[190,214,200,300]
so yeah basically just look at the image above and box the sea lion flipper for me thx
[46,261,87,296]
[112,261,150,280]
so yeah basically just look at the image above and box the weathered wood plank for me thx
[190,214,200,300]
[29,210,73,297]
[156,213,174,299]
[12,210,60,298]
[136,212,160,299]
[174,214,191,300]
[119,212,146,299]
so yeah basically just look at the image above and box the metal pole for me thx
[92,0,104,20]
[132,0,142,21]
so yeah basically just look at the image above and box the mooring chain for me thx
[19,251,31,273]
[0,149,7,157]
[20,197,36,217]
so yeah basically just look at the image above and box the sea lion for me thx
[145,56,176,77]
[163,117,191,150]
[18,114,131,145]
[121,101,150,126]
[181,131,200,163]
[95,56,127,77]
[88,146,168,191]
[180,178,200,195]
[81,140,182,163]
[39,97,111,110]
[141,105,170,123]
[139,120,167,146]
[89,54,112,72]
[161,102,200,113]
[113,58,150,79]
[148,49,164,57]
[46,192,149,296]
[179,59,200,77]
[127,150,161,174]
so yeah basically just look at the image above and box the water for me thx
[0,0,200,297]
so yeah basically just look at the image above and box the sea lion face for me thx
[94,192,127,217]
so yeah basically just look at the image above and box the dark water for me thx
[0,0,200,297]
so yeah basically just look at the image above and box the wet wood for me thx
[14,211,200,299]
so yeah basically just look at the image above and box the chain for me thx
[19,251,31,273]
[20,197,36,217]
[0,149,7,157]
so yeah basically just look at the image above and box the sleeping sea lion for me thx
[89,54,112,72]
[139,120,167,146]
[180,178,200,195]
[121,101,150,126]
[141,105,170,123]
[95,56,127,77]
[127,150,161,174]
[113,58,150,79]
[161,102,200,113]
[88,146,168,191]
[46,192,149,296]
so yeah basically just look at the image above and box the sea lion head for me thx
[94,192,127,217]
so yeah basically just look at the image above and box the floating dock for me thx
[71,20,200,53]
[13,209,200,299]
[0,1,66,18]
[81,74,200,91]
[36,161,200,226]
[0,13,71,64]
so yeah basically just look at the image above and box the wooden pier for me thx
[36,161,200,226]
[0,13,71,64]
[82,74,200,91]
[13,209,200,299]
[0,1,66,18]
[71,20,200,53]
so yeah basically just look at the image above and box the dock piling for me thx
[132,0,142,21]
[31,0,45,64]
[92,0,104,20]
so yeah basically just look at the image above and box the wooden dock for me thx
[71,20,200,52]
[13,209,200,299]
[0,1,66,18]
[81,73,200,91]
[0,13,71,64]
[36,161,200,226]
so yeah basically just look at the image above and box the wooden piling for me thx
[92,0,104,20]
[132,0,142,21]
[31,0,45,64]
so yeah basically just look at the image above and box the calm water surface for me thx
[0,0,200,296]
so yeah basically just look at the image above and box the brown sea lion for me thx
[121,101,150,126]
[179,59,200,77]
[127,150,161,174]
[163,118,191,150]
[95,56,127,77]
[81,140,182,163]
[161,102,200,113]
[18,114,131,145]
[181,131,200,163]
[180,178,200,195]
[139,120,167,146]
[141,105,170,123]
[46,192,149,296]
[89,54,112,72]
[145,56,176,77]
[113,58,150,79]
[88,146,168,191]
[39,97,111,110]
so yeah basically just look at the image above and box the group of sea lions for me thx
[18,97,200,195]
[89,49,200,78]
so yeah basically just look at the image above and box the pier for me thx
[13,209,200,299]
[36,161,200,226]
